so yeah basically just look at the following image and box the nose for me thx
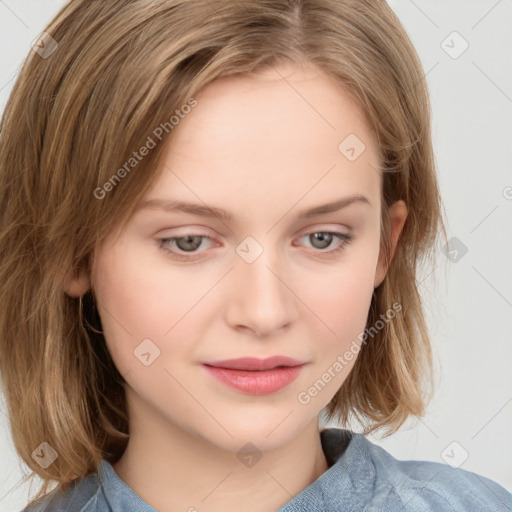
[225,244,298,338]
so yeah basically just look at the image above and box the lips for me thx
[202,356,307,395]
[203,355,305,371]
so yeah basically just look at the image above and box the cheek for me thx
[97,238,195,321]
[294,249,378,407]
[92,241,188,369]
[289,252,378,412]
[311,274,374,364]
[92,237,229,379]
[303,239,379,342]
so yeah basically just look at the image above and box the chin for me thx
[200,414,312,453]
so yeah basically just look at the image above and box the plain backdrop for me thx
[1,1,511,510]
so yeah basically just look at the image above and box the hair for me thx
[0,0,447,505]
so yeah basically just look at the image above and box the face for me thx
[79,62,405,453]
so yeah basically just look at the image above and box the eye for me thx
[297,230,354,255]
[158,234,216,260]
[158,230,354,261]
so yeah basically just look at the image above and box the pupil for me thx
[312,233,332,249]
[177,235,202,251]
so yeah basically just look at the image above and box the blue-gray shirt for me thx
[22,428,512,511]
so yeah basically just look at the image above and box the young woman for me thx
[0,1,510,511]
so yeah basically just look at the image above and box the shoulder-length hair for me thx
[0,0,446,503]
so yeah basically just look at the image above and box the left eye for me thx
[160,234,212,254]
[158,230,354,260]
[299,231,353,251]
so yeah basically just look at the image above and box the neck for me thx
[112,388,329,512]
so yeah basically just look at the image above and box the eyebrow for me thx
[136,194,370,222]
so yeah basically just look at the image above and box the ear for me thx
[373,200,408,289]
[63,265,91,298]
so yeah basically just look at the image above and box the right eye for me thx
[158,234,217,260]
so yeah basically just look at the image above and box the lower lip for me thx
[202,364,304,395]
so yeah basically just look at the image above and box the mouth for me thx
[202,356,306,395]
[203,355,306,371]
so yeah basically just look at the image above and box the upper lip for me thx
[203,356,306,371]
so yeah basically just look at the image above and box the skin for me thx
[66,61,407,512]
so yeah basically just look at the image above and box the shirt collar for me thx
[100,459,157,512]
[278,429,374,511]
[99,428,365,511]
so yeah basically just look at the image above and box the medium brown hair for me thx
[0,0,446,504]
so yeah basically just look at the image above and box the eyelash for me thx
[157,230,354,261]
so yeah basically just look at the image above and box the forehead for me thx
[140,62,381,223]
[176,62,376,148]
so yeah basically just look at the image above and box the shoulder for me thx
[21,470,103,512]
[351,432,512,512]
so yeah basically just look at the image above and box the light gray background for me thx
[1,1,511,510]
